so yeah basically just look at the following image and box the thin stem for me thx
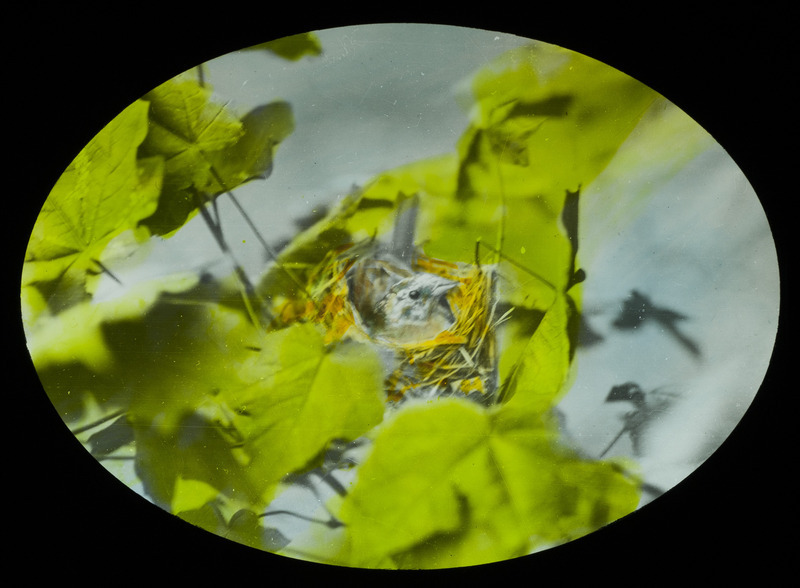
[71,408,127,436]
[194,191,267,328]
[226,192,275,259]
[205,164,311,304]
[477,241,558,294]
[608,462,665,498]
[91,259,123,285]
[225,190,311,299]
[598,426,627,459]
[260,509,344,529]
[493,143,507,264]
[317,471,348,497]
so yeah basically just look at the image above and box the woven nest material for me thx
[296,244,508,406]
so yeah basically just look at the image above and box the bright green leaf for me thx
[336,400,492,567]
[337,398,641,568]
[460,45,658,202]
[172,476,220,514]
[23,100,163,302]
[221,323,386,499]
[143,78,244,166]
[137,77,242,235]
[139,77,294,236]
[497,294,573,410]
[489,405,641,545]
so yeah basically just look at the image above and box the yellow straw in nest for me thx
[293,245,509,404]
[385,257,508,403]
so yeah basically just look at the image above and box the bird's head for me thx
[373,272,459,344]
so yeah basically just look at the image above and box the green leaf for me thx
[396,43,658,286]
[136,77,243,235]
[23,100,163,302]
[133,411,261,508]
[220,323,386,498]
[24,272,200,375]
[143,78,244,169]
[497,294,573,409]
[94,285,267,507]
[178,504,291,552]
[139,78,295,236]
[337,399,640,568]
[250,32,323,61]
[27,270,268,506]
[336,400,494,568]
[206,101,295,185]
[459,45,658,202]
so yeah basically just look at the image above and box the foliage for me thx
[138,79,294,237]
[22,72,294,312]
[246,32,323,61]
[22,38,660,568]
[22,100,162,307]
[337,398,640,568]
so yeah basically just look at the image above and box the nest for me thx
[297,244,507,406]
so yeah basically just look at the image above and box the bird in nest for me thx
[345,237,460,347]
[303,193,503,405]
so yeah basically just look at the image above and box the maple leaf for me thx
[23,100,162,304]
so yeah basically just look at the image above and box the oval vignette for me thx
[20,23,780,571]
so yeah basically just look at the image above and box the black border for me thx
[10,7,791,582]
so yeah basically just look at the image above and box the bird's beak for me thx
[431,276,459,296]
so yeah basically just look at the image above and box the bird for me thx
[370,271,459,345]
[302,193,498,405]
[342,194,459,346]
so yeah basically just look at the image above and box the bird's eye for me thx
[408,289,420,300]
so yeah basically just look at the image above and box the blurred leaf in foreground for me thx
[220,323,386,500]
[458,44,658,203]
[336,398,640,568]
[178,503,291,552]
[331,296,585,569]
[25,272,199,376]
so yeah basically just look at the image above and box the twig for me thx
[260,509,344,529]
[91,259,123,285]
[193,190,267,328]
[598,426,627,459]
[476,241,558,294]
[70,408,127,436]
[225,190,311,299]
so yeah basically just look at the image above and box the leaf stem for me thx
[193,190,268,328]
[260,509,344,529]
[70,408,127,436]
[91,259,123,285]
[204,164,311,302]
[597,426,627,459]
[493,142,507,264]
[225,190,311,299]
[476,241,558,294]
